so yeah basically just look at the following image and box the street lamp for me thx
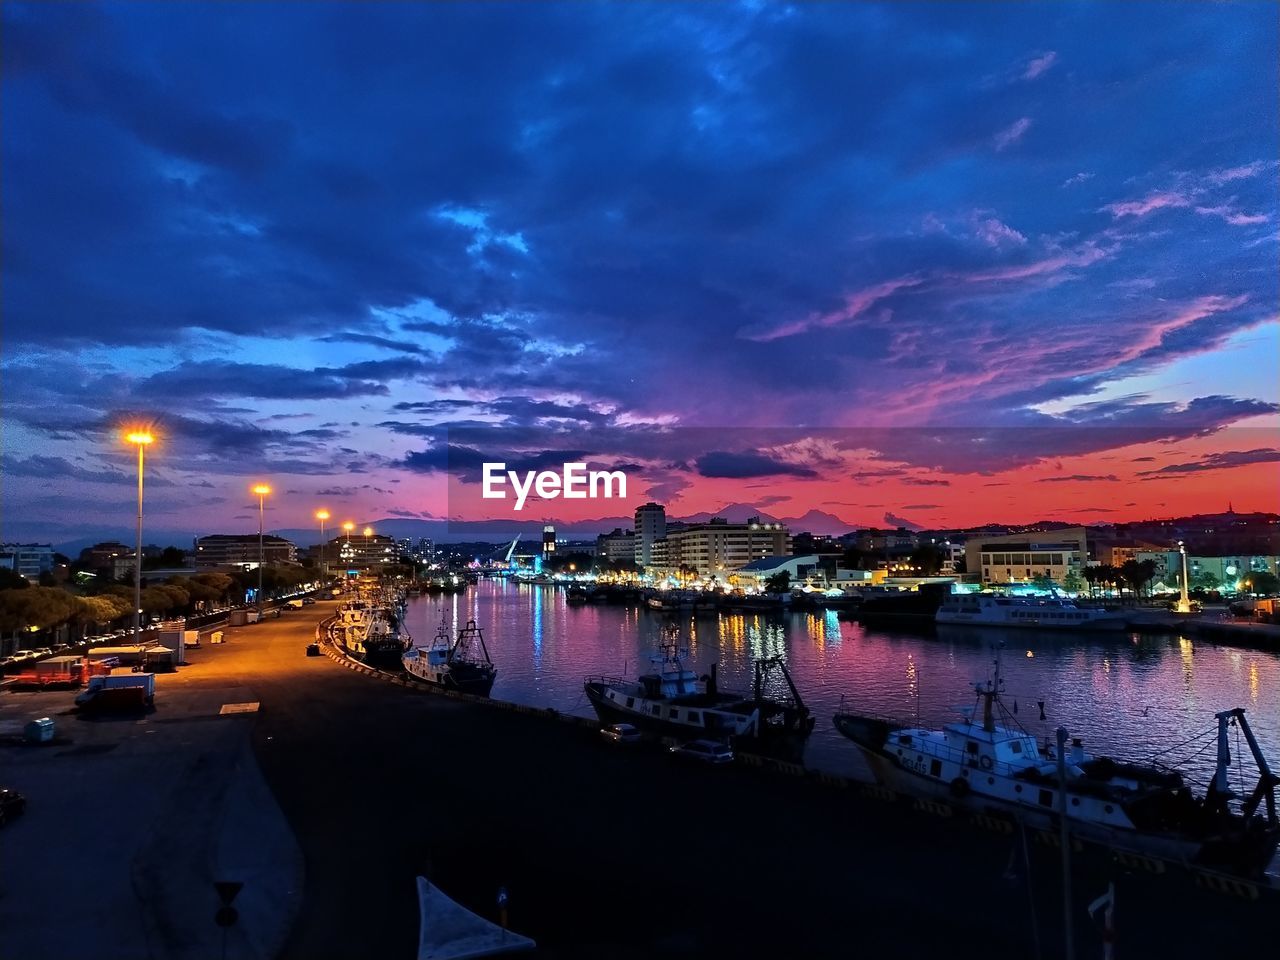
[363,527,373,572]
[316,509,330,584]
[252,484,271,617]
[125,430,154,645]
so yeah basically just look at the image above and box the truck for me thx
[74,674,156,714]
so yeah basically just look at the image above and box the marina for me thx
[405,578,1280,861]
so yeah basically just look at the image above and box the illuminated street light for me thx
[316,509,330,583]
[363,527,373,570]
[253,484,272,617]
[125,430,154,645]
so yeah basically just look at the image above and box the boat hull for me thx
[404,662,496,697]
[833,713,1277,875]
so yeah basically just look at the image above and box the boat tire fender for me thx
[949,777,971,799]
[979,755,993,772]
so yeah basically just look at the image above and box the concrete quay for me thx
[1,600,1275,959]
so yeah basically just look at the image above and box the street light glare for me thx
[316,509,331,521]
[252,484,272,496]
[343,522,355,532]
[363,527,373,537]
[125,431,154,445]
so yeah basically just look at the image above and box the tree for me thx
[1192,571,1220,592]
[1246,571,1279,595]
[1081,566,1101,597]
[763,570,792,594]
[1119,559,1155,603]
[1031,572,1056,593]
[0,569,30,591]
[1062,570,1084,594]
[908,544,944,576]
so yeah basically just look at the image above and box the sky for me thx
[2,1,1278,546]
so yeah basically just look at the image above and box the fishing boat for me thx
[832,649,1279,875]
[344,606,411,668]
[402,619,497,696]
[935,594,1127,631]
[584,637,814,748]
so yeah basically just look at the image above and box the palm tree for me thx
[1081,566,1100,598]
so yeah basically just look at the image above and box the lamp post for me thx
[252,484,271,617]
[316,509,330,585]
[342,522,355,575]
[125,430,154,645]
[363,527,373,573]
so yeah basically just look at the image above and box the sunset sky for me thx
[2,2,1277,545]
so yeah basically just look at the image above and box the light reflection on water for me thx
[408,581,1280,790]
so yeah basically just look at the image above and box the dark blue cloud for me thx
[695,451,817,479]
[1,1,1277,531]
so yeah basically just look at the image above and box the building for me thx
[1096,537,1170,567]
[855,528,919,556]
[634,503,667,568]
[657,518,791,578]
[0,543,55,581]
[732,554,820,591]
[967,527,1088,586]
[596,528,636,564]
[334,533,398,571]
[195,534,298,569]
[542,524,556,560]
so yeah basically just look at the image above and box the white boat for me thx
[936,594,1127,631]
[584,638,814,746]
[833,651,1279,875]
[402,619,496,696]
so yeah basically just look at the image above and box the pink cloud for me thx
[973,216,1028,248]
[993,117,1032,151]
[1101,191,1193,218]
[1061,171,1094,188]
[739,275,925,342]
[1195,204,1269,226]
[1023,51,1058,80]
[1206,161,1267,185]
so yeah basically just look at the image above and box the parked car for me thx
[301,597,316,605]
[600,723,641,744]
[669,740,734,764]
[0,788,26,827]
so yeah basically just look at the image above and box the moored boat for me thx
[936,594,1126,631]
[584,638,814,749]
[402,619,497,696]
[832,650,1279,875]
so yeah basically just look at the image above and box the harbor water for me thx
[407,580,1280,795]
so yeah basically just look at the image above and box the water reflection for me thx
[406,581,1280,789]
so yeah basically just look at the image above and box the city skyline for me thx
[3,2,1278,544]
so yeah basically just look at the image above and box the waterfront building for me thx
[657,518,791,578]
[633,502,666,567]
[968,527,1088,586]
[542,524,556,560]
[195,534,298,569]
[0,543,55,581]
[732,554,821,591]
[596,528,636,563]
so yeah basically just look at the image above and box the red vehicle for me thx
[6,656,112,688]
